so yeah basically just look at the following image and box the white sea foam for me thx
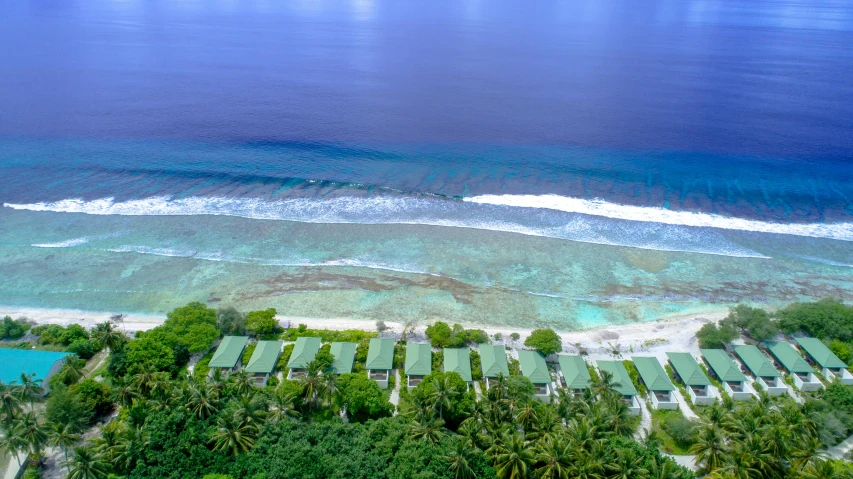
[465,194,853,241]
[3,195,794,258]
[32,237,93,248]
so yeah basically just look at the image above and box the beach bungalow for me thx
[632,357,678,410]
[366,338,395,389]
[0,348,71,395]
[701,349,755,400]
[666,352,714,406]
[479,344,510,390]
[557,354,591,396]
[208,336,249,376]
[330,342,357,375]
[405,343,432,390]
[733,345,786,395]
[245,340,282,387]
[766,341,823,392]
[596,360,640,415]
[443,348,473,386]
[795,337,853,385]
[286,337,322,379]
[518,350,552,403]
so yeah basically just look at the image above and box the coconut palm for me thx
[409,418,445,444]
[63,446,111,479]
[186,382,219,419]
[231,370,254,397]
[299,361,324,411]
[0,430,26,468]
[533,434,572,479]
[211,413,256,455]
[457,417,482,450]
[233,393,268,428]
[50,422,81,464]
[606,447,649,479]
[110,376,139,409]
[321,373,341,413]
[13,411,50,456]
[88,421,124,462]
[59,358,86,385]
[591,370,619,399]
[799,458,853,479]
[0,381,22,425]
[15,373,43,412]
[491,431,535,479]
[270,389,301,422]
[112,425,147,474]
[91,321,126,351]
[565,450,606,479]
[690,425,729,474]
[429,375,459,421]
[514,404,536,431]
[442,440,476,479]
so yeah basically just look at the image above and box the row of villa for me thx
[205,334,853,413]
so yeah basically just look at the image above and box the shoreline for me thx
[0,304,729,360]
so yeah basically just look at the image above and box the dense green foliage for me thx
[163,302,221,353]
[245,309,278,336]
[281,326,376,343]
[695,321,738,349]
[32,323,88,346]
[0,316,31,340]
[523,328,562,356]
[776,298,853,341]
[216,307,247,336]
[425,322,489,348]
[720,304,779,343]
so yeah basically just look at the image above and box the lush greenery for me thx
[425,322,489,348]
[523,328,562,356]
[720,305,779,343]
[246,308,278,336]
[281,324,377,343]
[0,316,31,340]
[695,321,739,350]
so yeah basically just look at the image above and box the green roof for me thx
[366,338,395,370]
[733,345,781,377]
[330,342,357,374]
[479,344,509,378]
[632,357,675,392]
[287,337,322,369]
[209,336,248,369]
[245,341,282,374]
[405,343,432,376]
[518,350,551,384]
[666,353,711,386]
[596,360,638,396]
[795,337,847,369]
[766,341,813,374]
[443,348,472,382]
[701,349,747,382]
[558,355,591,390]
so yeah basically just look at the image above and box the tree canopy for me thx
[523,328,562,356]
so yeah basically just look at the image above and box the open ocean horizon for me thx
[1,0,852,329]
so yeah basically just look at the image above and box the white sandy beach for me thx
[0,305,728,362]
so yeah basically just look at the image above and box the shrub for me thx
[524,328,562,356]
[242,343,257,366]
[695,321,738,349]
[217,306,246,336]
[470,349,483,381]
[425,322,489,348]
[66,339,102,360]
[720,305,778,343]
[71,378,113,418]
[0,316,30,340]
[776,298,853,341]
[510,332,521,342]
[246,308,278,336]
[663,415,699,449]
[194,352,213,380]
[337,373,393,423]
[276,344,295,372]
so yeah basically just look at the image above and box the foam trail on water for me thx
[466,194,853,241]
[32,236,92,248]
[5,195,776,258]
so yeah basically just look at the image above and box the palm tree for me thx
[533,434,572,479]
[491,431,535,479]
[186,382,219,419]
[429,376,460,421]
[300,362,324,411]
[211,413,256,455]
[409,418,445,444]
[690,425,729,474]
[514,404,536,431]
[231,370,253,397]
[112,425,147,474]
[799,458,853,479]
[233,393,268,429]
[13,411,50,457]
[59,358,86,385]
[91,321,126,351]
[591,370,619,399]
[110,376,139,409]
[457,417,482,450]
[0,381,22,425]
[63,446,111,479]
[88,421,124,462]
[270,389,301,422]
[50,422,81,464]
[565,451,606,479]
[442,440,476,479]
[321,373,341,414]
[606,448,649,479]
[15,373,43,412]
[0,430,26,468]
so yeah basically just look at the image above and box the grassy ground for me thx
[648,407,693,455]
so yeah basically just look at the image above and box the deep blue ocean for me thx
[1,0,852,327]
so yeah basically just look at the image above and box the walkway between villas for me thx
[828,433,853,460]
[389,370,401,415]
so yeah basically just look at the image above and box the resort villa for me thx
[795,337,853,385]
[766,341,823,392]
[287,337,321,379]
[366,338,395,389]
[208,336,249,375]
[733,345,787,395]
[443,348,473,386]
[244,340,282,387]
[479,344,510,390]
[596,360,640,415]
[666,352,714,406]
[405,342,432,390]
[518,350,552,403]
[632,356,678,410]
[0,348,71,394]
[557,354,591,396]
[330,342,357,375]
[701,349,755,400]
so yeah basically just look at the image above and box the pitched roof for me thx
[330,342,357,374]
[701,349,747,382]
[245,341,282,374]
[405,343,432,376]
[366,338,395,370]
[518,350,550,384]
[795,337,847,369]
[733,345,781,377]
[443,348,472,382]
[596,360,638,396]
[0,348,71,385]
[287,337,322,369]
[766,341,813,374]
[209,336,248,369]
[479,344,509,378]
[666,352,711,386]
[632,356,675,392]
[558,354,591,390]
